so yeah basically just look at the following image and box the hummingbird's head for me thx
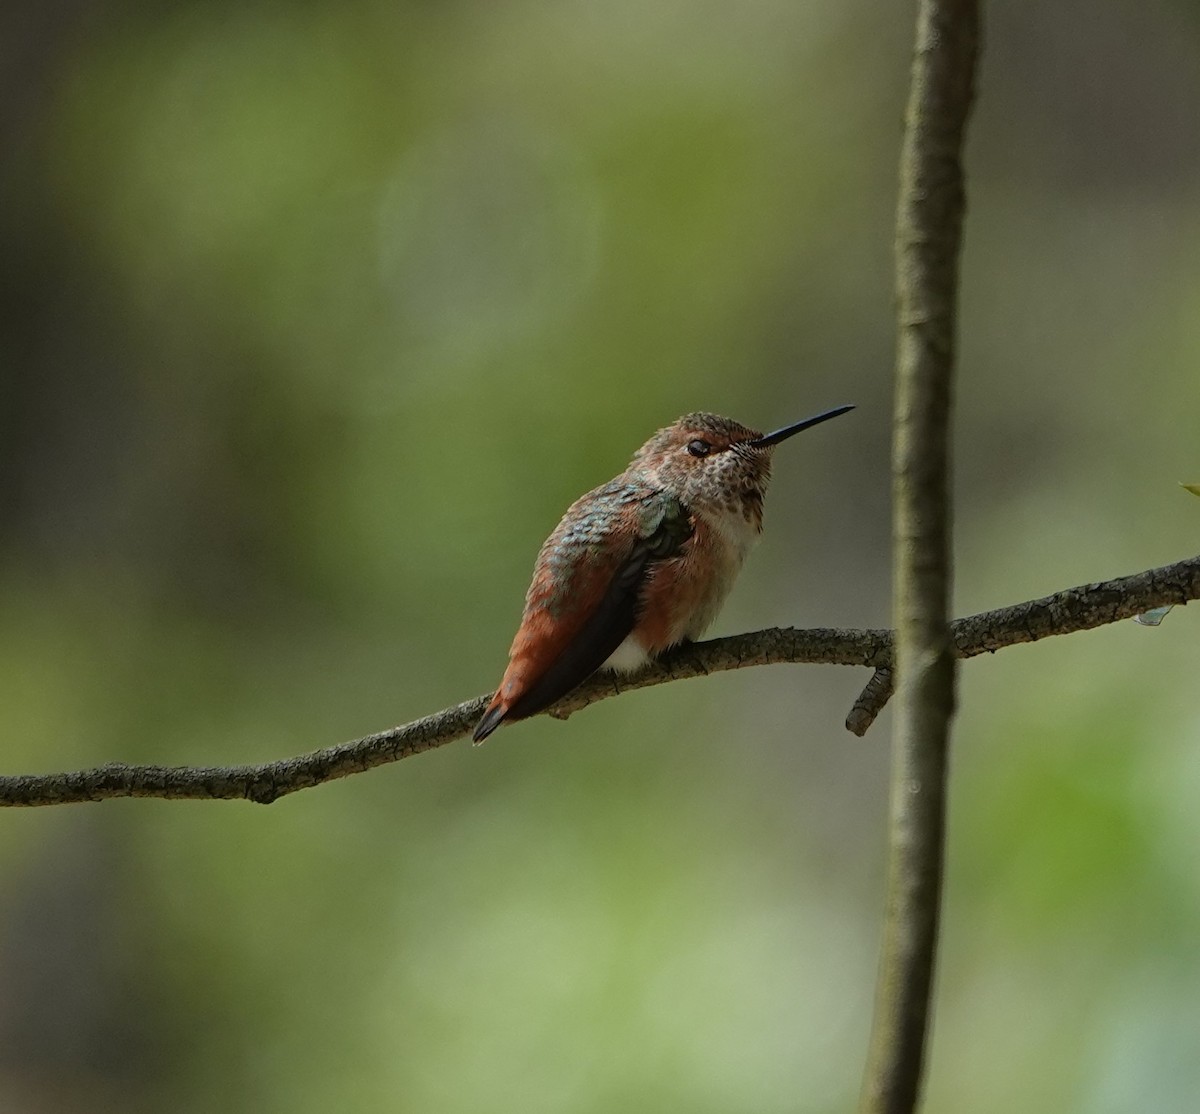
[630,406,854,528]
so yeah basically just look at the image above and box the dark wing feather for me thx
[483,492,693,734]
[501,539,653,723]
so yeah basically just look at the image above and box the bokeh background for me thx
[2,0,1199,1110]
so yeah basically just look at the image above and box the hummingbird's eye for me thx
[686,439,712,458]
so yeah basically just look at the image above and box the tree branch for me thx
[0,555,1194,808]
[861,0,978,1109]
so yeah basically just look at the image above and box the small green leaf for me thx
[1182,483,1200,497]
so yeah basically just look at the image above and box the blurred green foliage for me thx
[1,0,1199,1110]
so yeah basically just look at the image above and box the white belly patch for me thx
[603,636,652,673]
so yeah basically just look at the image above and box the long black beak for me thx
[746,404,855,449]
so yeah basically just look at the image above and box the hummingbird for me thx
[472,404,854,743]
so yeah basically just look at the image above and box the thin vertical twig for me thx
[860,2,980,1113]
